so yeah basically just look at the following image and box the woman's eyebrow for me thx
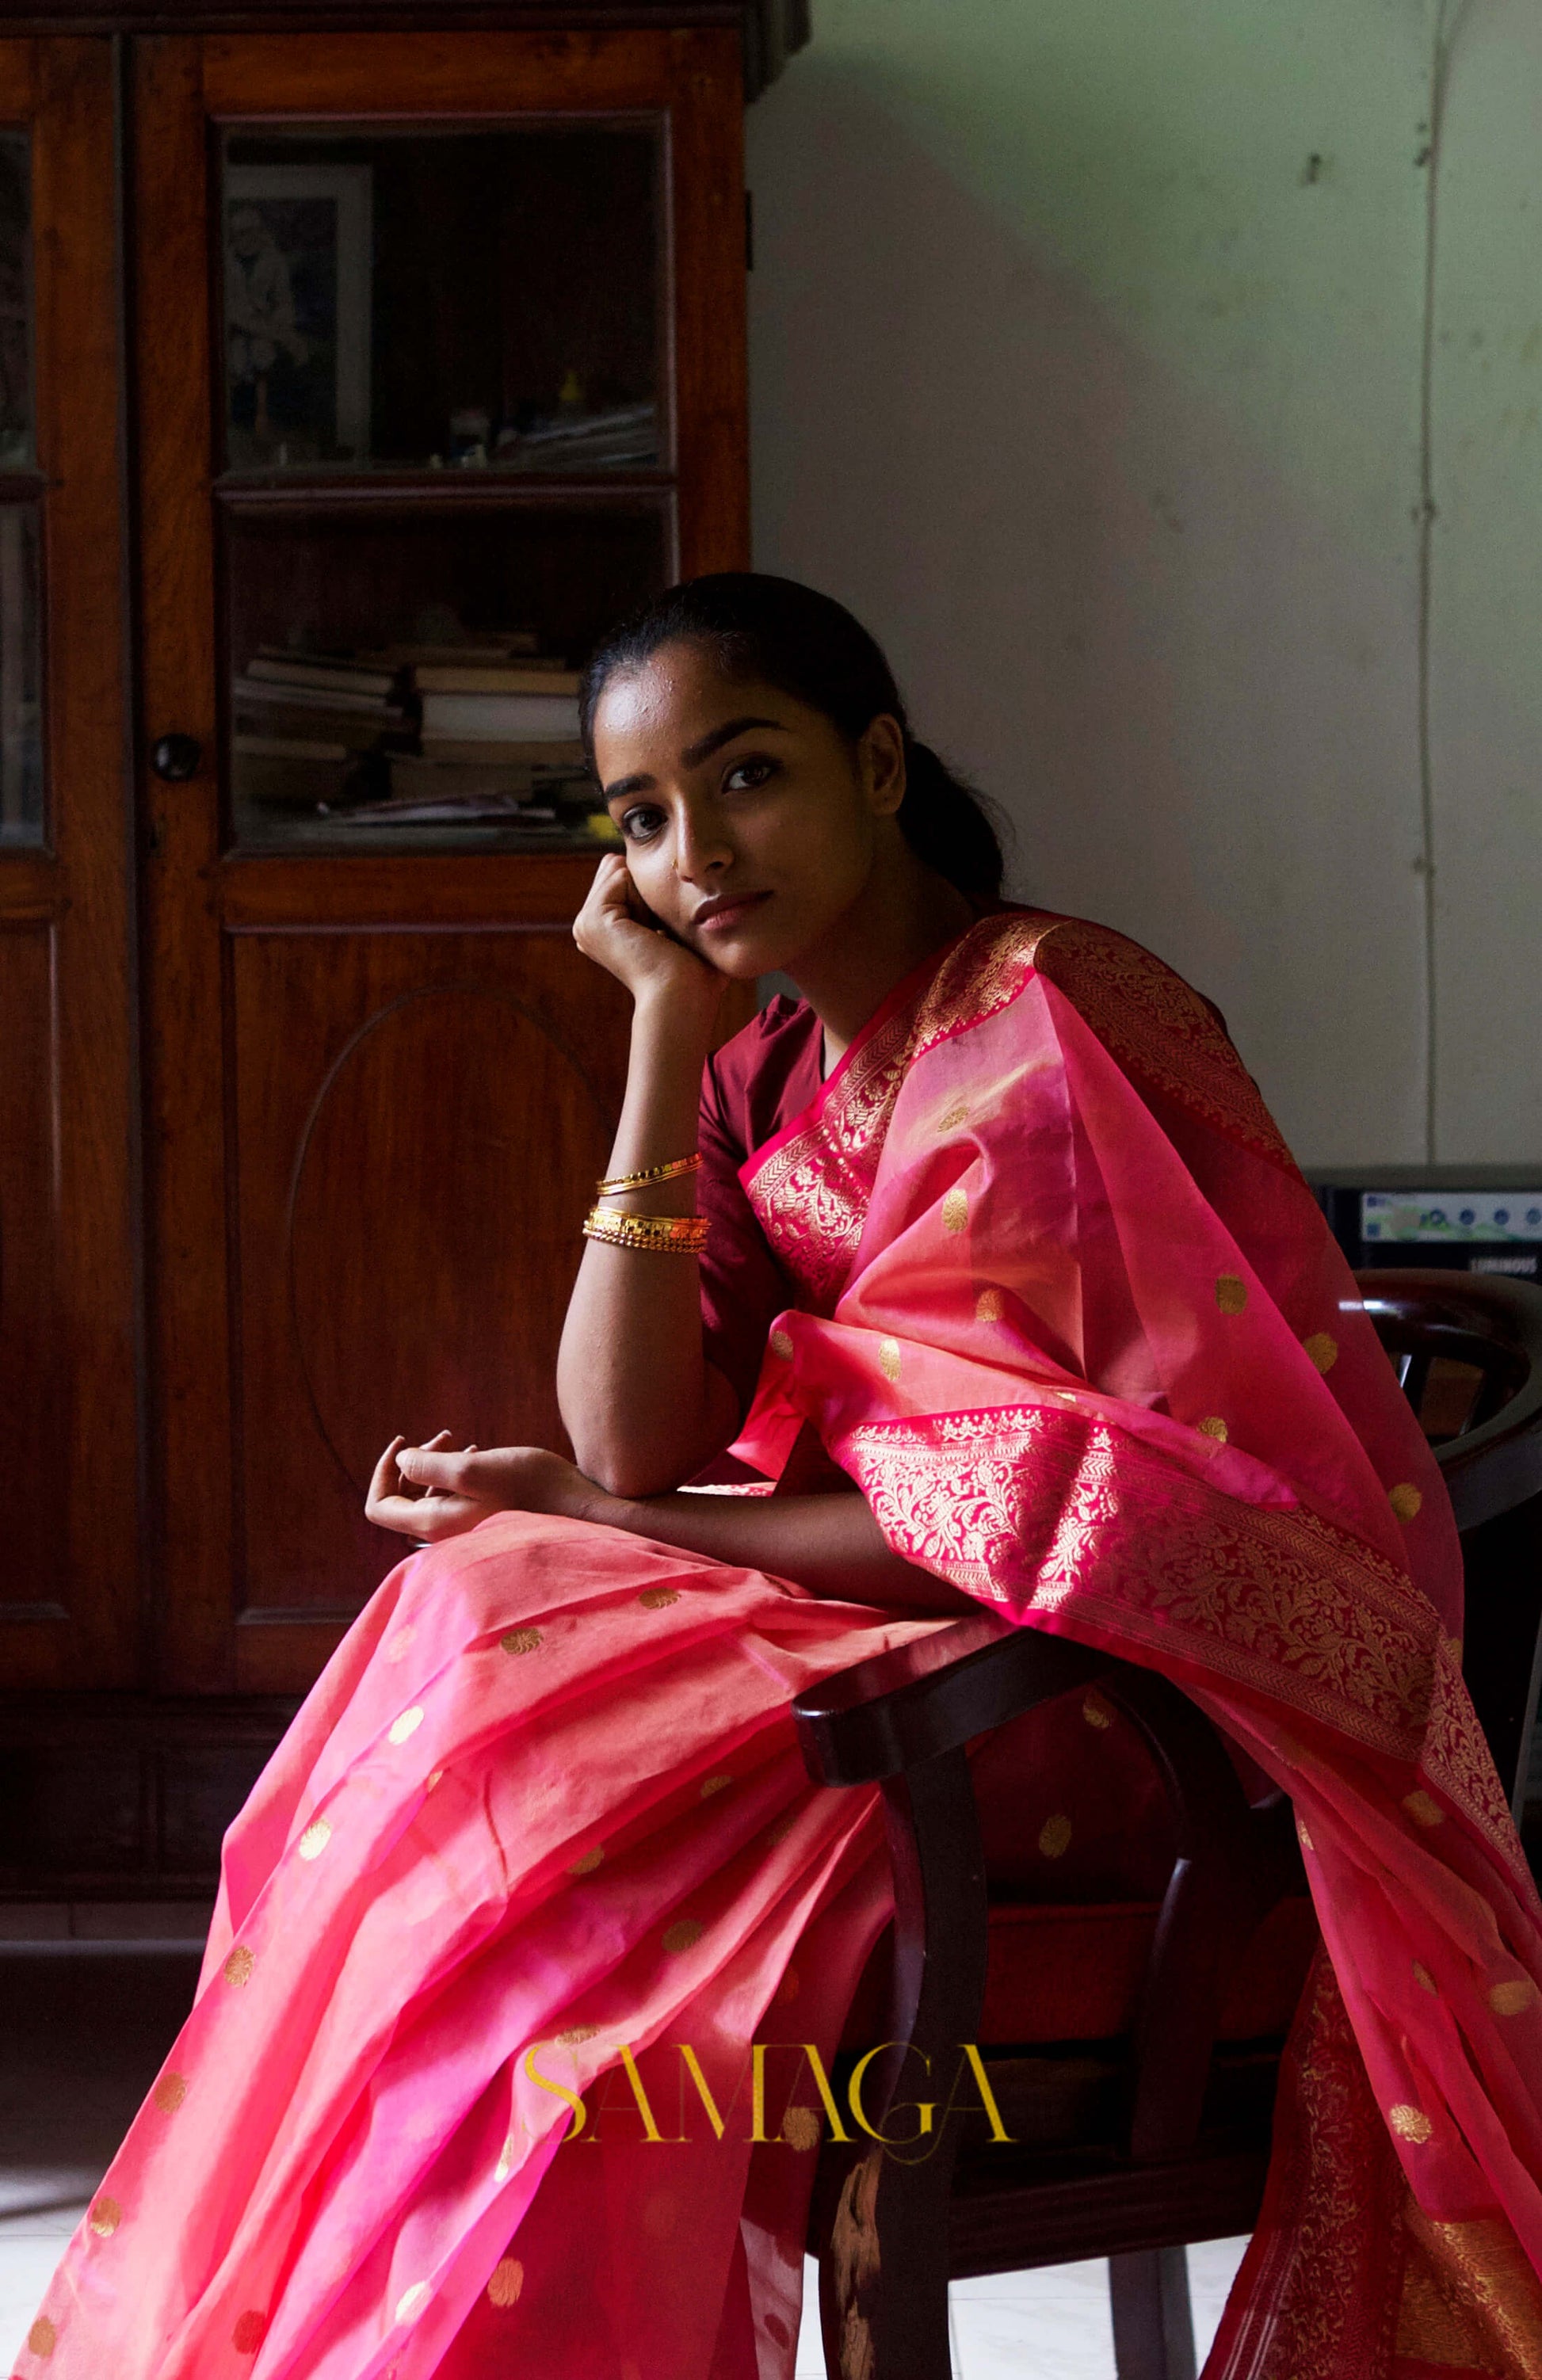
[680,715,785,769]
[603,716,788,803]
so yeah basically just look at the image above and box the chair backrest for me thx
[1358,1268,1542,1826]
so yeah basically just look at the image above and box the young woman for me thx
[29,576,1542,2380]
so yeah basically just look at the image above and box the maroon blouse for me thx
[696,994,823,1419]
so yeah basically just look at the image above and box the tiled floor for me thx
[1,1946,1248,2377]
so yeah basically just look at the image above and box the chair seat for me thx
[842,1894,1318,2052]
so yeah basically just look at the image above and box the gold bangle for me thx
[583,1205,710,1255]
[595,1153,702,1196]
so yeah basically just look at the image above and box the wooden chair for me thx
[794,1268,1542,2380]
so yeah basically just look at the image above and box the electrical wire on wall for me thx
[1415,0,1472,1161]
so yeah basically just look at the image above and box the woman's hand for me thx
[572,853,722,1017]
[365,1433,612,1543]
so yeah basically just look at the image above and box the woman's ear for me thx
[859,713,907,818]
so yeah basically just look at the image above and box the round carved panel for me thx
[288,984,612,1493]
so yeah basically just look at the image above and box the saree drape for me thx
[25,908,1542,2380]
[732,909,1542,2378]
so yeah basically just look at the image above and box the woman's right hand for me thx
[572,853,722,1015]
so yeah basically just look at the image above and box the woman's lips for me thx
[694,891,772,933]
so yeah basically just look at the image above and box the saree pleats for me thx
[28,1513,935,2378]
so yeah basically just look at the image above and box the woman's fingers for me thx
[395,1445,464,1491]
[365,1435,407,1515]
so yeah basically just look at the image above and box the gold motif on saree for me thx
[941,1185,969,1232]
[88,2196,120,2237]
[844,1405,1439,1757]
[26,2317,55,2357]
[223,1946,254,1988]
[1197,1415,1229,1442]
[1413,1961,1438,1994]
[1216,1272,1248,1314]
[1418,1634,1532,1879]
[1487,1978,1536,2016]
[501,1627,543,1653]
[1037,1813,1072,1857]
[1397,2198,1542,2375]
[975,1287,1005,1323]
[1388,2103,1433,2143]
[878,1338,901,1382]
[662,1918,704,1954]
[1389,1482,1424,1521]
[638,1589,678,1610]
[1404,1790,1445,1828]
[1305,1332,1339,1373]
[781,2105,821,2151]
[487,2257,524,2308]
[153,2072,188,2112]
[297,1820,332,1862]
[388,1707,424,1745]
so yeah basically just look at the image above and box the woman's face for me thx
[589,639,906,981]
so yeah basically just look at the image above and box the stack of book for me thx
[229,638,603,837]
[496,401,658,472]
[231,649,410,810]
[415,662,582,763]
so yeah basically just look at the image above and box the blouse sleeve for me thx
[697,1050,797,1422]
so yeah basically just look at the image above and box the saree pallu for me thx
[25,908,1542,2380]
[733,910,1542,2378]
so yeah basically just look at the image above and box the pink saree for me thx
[25,910,1542,2380]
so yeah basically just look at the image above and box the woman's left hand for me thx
[365,1433,609,1543]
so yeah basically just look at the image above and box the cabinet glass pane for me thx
[220,127,662,475]
[222,502,666,850]
[0,501,41,847]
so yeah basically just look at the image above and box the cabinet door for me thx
[0,42,137,1689]
[132,30,748,1694]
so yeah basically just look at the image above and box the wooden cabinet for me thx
[0,11,762,1893]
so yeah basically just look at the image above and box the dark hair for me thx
[580,572,1008,900]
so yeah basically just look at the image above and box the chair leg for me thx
[815,2144,952,2379]
[1109,2247,1197,2380]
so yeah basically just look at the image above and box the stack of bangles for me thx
[582,1151,709,1254]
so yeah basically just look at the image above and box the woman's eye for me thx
[620,805,664,841]
[722,756,777,793]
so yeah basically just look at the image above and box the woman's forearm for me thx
[601,1484,977,1614]
[557,988,739,1495]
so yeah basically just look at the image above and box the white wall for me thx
[746,0,1539,1167]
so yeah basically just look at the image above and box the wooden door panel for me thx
[0,921,63,1629]
[0,41,135,1691]
[228,923,629,1689]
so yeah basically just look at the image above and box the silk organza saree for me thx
[27,910,1542,2380]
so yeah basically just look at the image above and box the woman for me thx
[28,575,1542,2380]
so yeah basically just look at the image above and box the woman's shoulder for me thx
[928,906,1294,1172]
[920,904,1230,1045]
[701,993,823,1162]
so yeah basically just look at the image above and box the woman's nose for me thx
[674,816,732,881]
